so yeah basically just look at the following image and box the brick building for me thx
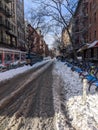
[26,24,40,53]
[26,24,49,56]
[73,0,98,62]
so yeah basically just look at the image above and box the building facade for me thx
[0,0,25,50]
[0,0,17,49]
[16,0,25,51]
[73,0,98,62]
[26,24,49,56]
[0,0,26,68]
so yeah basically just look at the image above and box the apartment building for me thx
[0,0,25,51]
[26,24,49,56]
[73,0,98,62]
[26,24,42,54]
[0,0,17,49]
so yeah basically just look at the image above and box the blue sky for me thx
[24,0,32,15]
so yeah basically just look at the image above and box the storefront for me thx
[77,40,98,63]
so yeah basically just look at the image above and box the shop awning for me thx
[88,40,98,48]
[77,44,90,52]
[77,40,98,52]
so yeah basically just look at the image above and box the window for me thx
[90,32,91,41]
[0,30,3,41]
[15,54,19,61]
[93,0,96,5]
[86,7,88,14]
[0,54,2,64]
[94,12,96,23]
[6,35,10,44]
[5,54,11,63]
[91,49,94,58]
[89,17,91,24]
[93,0,94,4]
[94,31,96,39]
[90,2,92,12]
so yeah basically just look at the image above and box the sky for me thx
[0,60,98,129]
[24,0,55,49]
[24,0,32,14]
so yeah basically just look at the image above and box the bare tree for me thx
[27,8,54,36]
[29,0,79,60]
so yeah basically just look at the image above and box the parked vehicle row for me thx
[26,52,43,66]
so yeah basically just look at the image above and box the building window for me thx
[0,30,3,41]
[93,0,94,4]
[94,31,96,39]
[90,32,91,41]
[94,12,96,23]
[86,34,88,43]
[91,49,94,58]
[89,17,91,24]
[86,7,88,14]
[6,35,10,45]
[94,48,97,58]
[93,0,96,5]
[0,54,2,64]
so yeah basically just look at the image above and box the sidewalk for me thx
[53,61,98,130]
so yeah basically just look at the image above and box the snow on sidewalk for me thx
[0,60,49,82]
[53,61,98,130]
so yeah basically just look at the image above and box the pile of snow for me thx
[0,60,49,82]
[54,61,98,130]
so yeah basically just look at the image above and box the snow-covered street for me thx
[0,60,98,130]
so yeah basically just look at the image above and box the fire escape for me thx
[0,0,17,48]
[73,0,88,51]
[80,0,88,45]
